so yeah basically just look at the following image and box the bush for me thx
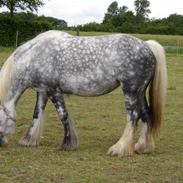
[0,17,17,46]
[0,12,67,47]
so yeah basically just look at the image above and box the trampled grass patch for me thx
[0,38,183,183]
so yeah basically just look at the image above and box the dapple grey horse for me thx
[0,31,167,157]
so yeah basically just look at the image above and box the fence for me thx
[1,30,183,56]
[164,45,183,55]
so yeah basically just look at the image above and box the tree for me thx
[118,5,128,14]
[103,1,129,24]
[107,1,118,15]
[103,1,119,23]
[110,11,135,27]
[0,0,44,18]
[134,0,151,23]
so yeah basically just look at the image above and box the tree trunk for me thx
[10,9,14,19]
[9,1,15,19]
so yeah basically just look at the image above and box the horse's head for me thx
[0,105,15,147]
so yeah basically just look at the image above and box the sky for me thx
[1,0,183,26]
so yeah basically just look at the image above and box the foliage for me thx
[134,0,151,23]
[0,0,44,18]
[103,1,129,24]
[76,10,183,35]
[0,1,63,46]
[110,11,136,27]
[71,1,183,35]
[1,0,183,47]
[107,1,118,15]
[0,12,67,47]
[74,1,183,36]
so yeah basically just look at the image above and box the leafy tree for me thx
[103,1,119,23]
[167,14,183,26]
[107,1,118,15]
[118,5,128,14]
[103,1,129,24]
[0,0,44,18]
[134,0,151,23]
[0,11,68,47]
[110,11,135,27]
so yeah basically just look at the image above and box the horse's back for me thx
[11,32,156,96]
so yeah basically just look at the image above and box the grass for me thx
[67,30,183,46]
[0,47,14,67]
[66,31,183,55]
[0,35,183,183]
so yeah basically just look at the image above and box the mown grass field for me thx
[66,30,183,46]
[66,31,183,55]
[0,33,183,183]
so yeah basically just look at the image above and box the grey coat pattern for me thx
[0,31,167,157]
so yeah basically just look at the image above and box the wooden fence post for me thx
[76,29,80,36]
[15,30,19,48]
[177,39,180,56]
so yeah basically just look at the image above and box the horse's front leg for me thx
[18,92,48,147]
[48,91,78,151]
[107,89,140,157]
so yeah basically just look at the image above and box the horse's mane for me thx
[0,53,16,103]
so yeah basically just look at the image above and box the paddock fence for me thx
[0,30,183,56]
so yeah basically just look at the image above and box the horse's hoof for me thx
[107,143,134,157]
[134,142,154,154]
[60,142,77,151]
[60,135,79,151]
[18,136,40,147]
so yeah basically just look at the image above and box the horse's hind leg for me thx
[134,95,155,154]
[18,92,48,147]
[48,91,78,151]
[107,86,142,157]
[108,81,150,156]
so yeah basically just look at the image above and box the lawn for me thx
[0,34,183,183]
[66,30,183,47]
[66,31,183,55]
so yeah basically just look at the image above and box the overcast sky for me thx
[1,0,183,26]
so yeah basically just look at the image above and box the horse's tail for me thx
[146,40,167,136]
[0,53,16,103]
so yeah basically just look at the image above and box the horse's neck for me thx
[0,52,23,110]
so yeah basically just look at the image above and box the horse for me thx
[0,30,167,157]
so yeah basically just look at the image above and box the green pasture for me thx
[2,31,183,55]
[0,33,183,183]
[66,31,183,55]
[66,30,183,46]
